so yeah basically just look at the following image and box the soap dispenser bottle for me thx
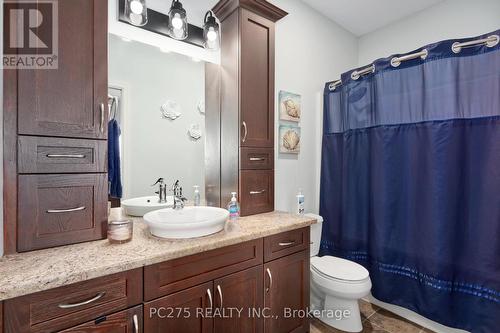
[227,192,240,221]
[193,186,201,206]
[296,188,305,215]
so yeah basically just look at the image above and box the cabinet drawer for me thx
[240,147,274,170]
[264,227,310,262]
[4,269,143,333]
[18,136,107,174]
[17,174,108,252]
[60,305,143,333]
[144,239,263,301]
[240,170,274,216]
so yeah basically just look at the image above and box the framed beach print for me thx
[279,90,301,122]
[279,125,301,154]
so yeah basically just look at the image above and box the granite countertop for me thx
[0,210,316,301]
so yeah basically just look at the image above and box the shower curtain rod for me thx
[328,34,499,91]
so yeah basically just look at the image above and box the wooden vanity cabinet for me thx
[17,174,108,252]
[264,251,310,333]
[239,9,275,149]
[2,228,310,333]
[4,269,142,333]
[144,282,214,333]
[213,266,264,333]
[3,0,109,254]
[209,0,287,216]
[17,0,108,139]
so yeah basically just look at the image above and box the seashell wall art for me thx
[279,90,301,122]
[188,124,202,140]
[161,100,182,120]
[279,125,301,154]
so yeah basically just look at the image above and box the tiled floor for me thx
[310,300,435,333]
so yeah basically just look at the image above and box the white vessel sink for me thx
[121,196,173,217]
[143,206,229,239]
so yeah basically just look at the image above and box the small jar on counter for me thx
[107,219,133,244]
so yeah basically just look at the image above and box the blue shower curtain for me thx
[320,30,500,333]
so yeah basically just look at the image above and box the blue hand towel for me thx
[108,118,123,198]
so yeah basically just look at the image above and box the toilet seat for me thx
[311,256,369,283]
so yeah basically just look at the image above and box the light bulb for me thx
[207,28,217,42]
[130,0,143,14]
[172,14,183,30]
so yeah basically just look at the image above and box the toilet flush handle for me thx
[266,268,273,293]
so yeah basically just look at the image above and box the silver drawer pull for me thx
[58,291,106,309]
[249,157,265,161]
[100,103,105,133]
[133,314,139,333]
[216,285,223,309]
[47,206,86,214]
[207,288,213,310]
[242,121,248,143]
[266,268,273,293]
[249,190,266,195]
[279,241,296,246]
[46,154,86,159]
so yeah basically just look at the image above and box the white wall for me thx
[269,0,358,214]
[358,0,500,65]
[109,34,205,201]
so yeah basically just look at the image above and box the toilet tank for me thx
[304,213,323,257]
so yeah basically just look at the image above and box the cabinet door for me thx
[144,282,213,333]
[240,9,274,148]
[214,266,264,333]
[264,251,310,333]
[60,306,143,333]
[17,0,107,139]
[17,174,108,252]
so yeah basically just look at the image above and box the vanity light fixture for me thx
[125,0,148,26]
[167,0,188,40]
[203,11,220,51]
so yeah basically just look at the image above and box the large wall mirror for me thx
[108,33,207,212]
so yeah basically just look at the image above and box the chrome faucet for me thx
[172,180,187,210]
[152,178,168,203]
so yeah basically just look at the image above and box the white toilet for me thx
[306,213,372,332]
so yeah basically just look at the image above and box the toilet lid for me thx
[311,256,369,282]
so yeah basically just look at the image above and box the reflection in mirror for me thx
[108,34,205,214]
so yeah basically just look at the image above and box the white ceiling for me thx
[300,0,444,36]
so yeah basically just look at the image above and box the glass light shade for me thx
[167,1,188,40]
[203,11,220,51]
[125,0,148,26]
